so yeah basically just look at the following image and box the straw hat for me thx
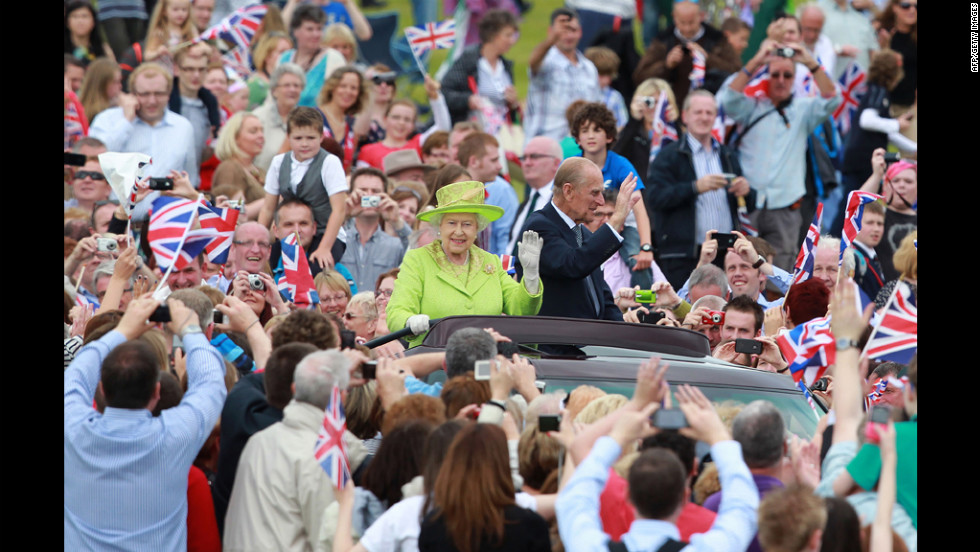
[416,181,504,223]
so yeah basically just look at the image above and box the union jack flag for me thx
[743,66,770,99]
[405,19,456,57]
[711,104,733,144]
[197,4,267,53]
[197,200,239,265]
[75,287,101,309]
[64,90,87,149]
[148,196,217,270]
[791,202,823,285]
[736,196,757,237]
[689,48,706,90]
[649,91,678,163]
[797,380,821,420]
[500,254,516,275]
[864,282,917,364]
[276,233,319,308]
[839,191,883,266]
[832,61,867,136]
[777,316,835,385]
[314,385,351,490]
[864,376,908,411]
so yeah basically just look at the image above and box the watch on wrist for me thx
[752,254,766,269]
[181,324,204,338]
[836,337,859,351]
[640,243,652,252]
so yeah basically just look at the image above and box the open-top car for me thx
[388,315,824,440]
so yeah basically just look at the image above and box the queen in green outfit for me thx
[386,181,544,347]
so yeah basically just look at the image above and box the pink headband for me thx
[228,81,247,95]
[884,160,916,183]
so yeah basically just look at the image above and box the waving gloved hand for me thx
[518,230,543,294]
[406,314,430,335]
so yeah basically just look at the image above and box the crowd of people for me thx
[65,0,916,551]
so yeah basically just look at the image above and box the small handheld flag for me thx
[777,316,835,385]
[839,191,883,266]
[276,233,320,308]
[791,202,823,285]
[314,385,351,490]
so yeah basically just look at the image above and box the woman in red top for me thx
[355,75,452,170]
[316,66,368,173]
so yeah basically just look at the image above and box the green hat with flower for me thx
[416,181,504,223]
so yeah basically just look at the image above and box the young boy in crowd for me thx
[571,102,653,288]
[259,106,349,269]
[851,200,887,299]
[721,17,751,60]
[584,46,628,130]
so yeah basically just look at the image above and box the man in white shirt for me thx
[507,136,562,255]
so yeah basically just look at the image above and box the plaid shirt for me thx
[525,47,601,143]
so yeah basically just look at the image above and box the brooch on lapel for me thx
[484,263,494,274]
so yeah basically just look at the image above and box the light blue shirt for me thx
[89,107,200,187]
[485,176,519,256]
[64,330,226,551]
[404,374,442,397]
[716,74,841,210]
[557,436,758,552]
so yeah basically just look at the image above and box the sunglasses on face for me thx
[897,2,917,9]
[75,170,106,181]
[770,71,794,80]
[371,72,397,85]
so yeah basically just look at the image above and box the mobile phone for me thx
[710,232,738,269]
[869,405,891,424]
[651,408,689,430]
[212,310,224,324]
[637,309,666,325]
[539,414,560,432]
[635,290,656,303]
[148,177,174,190]
[734,338,764,355]
[721,173,737,185]
[149,305,172,322]
[474,359,492,381]
[361,360,377,380]
[64,152,87,166]
[171,334,183,357]
[883,152,901,164]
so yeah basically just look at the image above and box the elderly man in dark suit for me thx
[517,157,639,320]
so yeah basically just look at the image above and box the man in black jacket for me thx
[646,90,755,289]
[517,157,638,321]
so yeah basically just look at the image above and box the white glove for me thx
[406,314,430,335]
[517,230,543,286]
[517,230,542,294]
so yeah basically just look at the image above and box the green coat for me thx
[386,241,543,347]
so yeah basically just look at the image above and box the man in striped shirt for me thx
[647,90,755,289]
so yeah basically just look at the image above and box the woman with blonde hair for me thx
[613,77,680,183]
[317,66,370,173]
[246,32,294,109]
[314,269,353,317]
[79,58,123,124]
[211,111,267,219]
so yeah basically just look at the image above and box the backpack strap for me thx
[657,538,689,552]
[607,540,628,552]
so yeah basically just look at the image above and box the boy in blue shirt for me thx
[572,102,654,287]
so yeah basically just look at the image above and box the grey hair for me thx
[269,62,306,93]
[689,264,729,294]
[445,328,496,378]
[293,350,351,409]
[92,260,118,287]
[691,294,727,311]
[347,291,378,321]
[682,89,717,112]
[408,226,437,250]
[526,390,567,430]
[428,212,491,233]
[731,400,786,469]
[817,235,849,275]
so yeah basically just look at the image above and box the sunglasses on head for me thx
[371,72,397,85]
[897,2,917,9]
[75,170,106,181]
